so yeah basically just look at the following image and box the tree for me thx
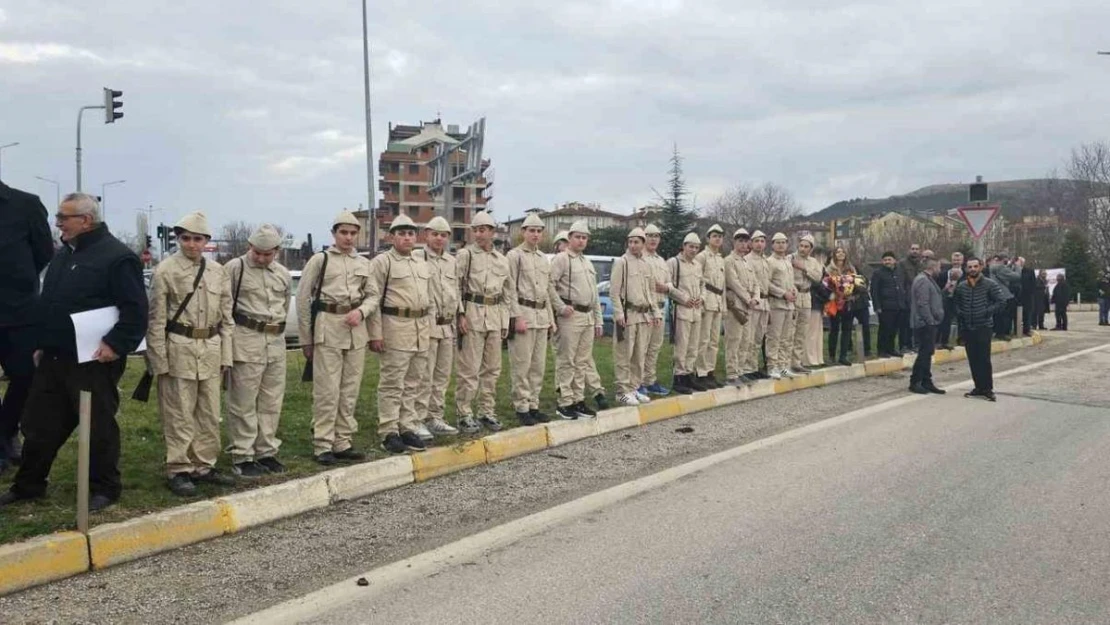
[587,226,628,257]
[218,221,287,264]
[1058,229,1098,302]
[703,182,802,231]
[654,144,697,259]
[1066,142,1110,272]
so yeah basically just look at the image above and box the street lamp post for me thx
[100,179,126,222]
[35,176,60,209]
[361,0,377,255]
[0,142,19,179]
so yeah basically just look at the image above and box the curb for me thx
[2,332,1045,595]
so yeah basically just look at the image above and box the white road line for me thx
[228,341,1110,625]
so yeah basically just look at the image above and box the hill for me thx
[810,179,1054,221]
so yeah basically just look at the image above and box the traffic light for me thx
[104,87,123,124]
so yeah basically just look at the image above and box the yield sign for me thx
[956,204,1001,239]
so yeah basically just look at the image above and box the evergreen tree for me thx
[1059,229,1098,302]
[587,226,630,258]
[656,144,697,259]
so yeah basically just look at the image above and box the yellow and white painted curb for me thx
[0,332,1044,595]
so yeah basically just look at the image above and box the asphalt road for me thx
[2,315,1108,624]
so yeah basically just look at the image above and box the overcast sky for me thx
[2,0,1109,246]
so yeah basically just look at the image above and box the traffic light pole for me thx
[75,105,104,192]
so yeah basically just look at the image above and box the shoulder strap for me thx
[313,252,328,304]
[170,257,206,327]
[232,257,246,317]
[380,256,392,308]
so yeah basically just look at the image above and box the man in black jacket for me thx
[1097,270,1109,326]
[953,257,1010,402]
[1051,274,1070,331]
[895,243,922,351]
[871,251,905,357]
[1018,258,1036,336]
[0,181,54,474]
[0,193,147,511]
[936,251,964,349]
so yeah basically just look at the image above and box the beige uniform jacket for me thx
[551,251,602,329]
[645,252,679,309]
[147,252,234,380]
[667,255,703,323]
[226,255,291,364]
[457,245,512,333]
[296,248,373,350]
[746,251,771,312]
[695,248,726,312]
[363,249,432,352]
[790,254,824,295]
[415,248,459,340]
[766,254,797,311]
[506,244,561,330]
[611,252,660,325]
[725,252,757,312]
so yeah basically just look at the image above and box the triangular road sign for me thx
[956,204,1001,239]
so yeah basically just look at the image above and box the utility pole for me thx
[0,142,18,179]
[361,0,377,255]
[35,175,60,209]
[137,205,164,258]
[76,88,124,191]
[100,179,126,223]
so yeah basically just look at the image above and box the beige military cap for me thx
[333,210,360,229]
[390,213,417,232]
[800,234,816,245]
[644,223,662,235]
[628,227,647,240]
[683,232,701,246]
[569,220,590,236]
[174,211,212,237]
[522,213,545,229]
[554,230,570,244]
[771,232,788,242]
[248,224,282,250]
[733,227,750,239]
[425,216,451,233]
[751,230,767,240]
[706,224,724,235]
[470,211,496,229]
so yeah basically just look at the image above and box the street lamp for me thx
[361,0,377,255]
[35,175,60,209]
[100,179,126,222]
[0,142,19,179]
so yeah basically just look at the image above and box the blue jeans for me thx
[1100,297,1109,324]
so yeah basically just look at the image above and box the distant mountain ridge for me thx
[810,179,1055,221]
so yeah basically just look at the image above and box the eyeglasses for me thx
[55,212,85,221]
[178,234,208,243]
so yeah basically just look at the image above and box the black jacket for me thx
[896,256,921,302]
[0,181,55,326]
[870,265,905,312]
[36,224,148,358]
[1020,268,1036,302]
[1098,278,1110,299]
[1051,281,1070,307]
[954,275,1010,329]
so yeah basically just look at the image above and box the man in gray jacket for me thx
[909,259,945,395]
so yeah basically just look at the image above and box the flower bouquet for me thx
[822,273,856,317]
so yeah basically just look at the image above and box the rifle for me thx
[458,248,473,350]
[225,258,246,391]
[301,252,328,382]
[668,257,679,345]
[507,253,522,341]
[615,257,628,343]
[133,257,207,402]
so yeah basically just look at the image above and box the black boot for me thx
[672,375,693,395]
[688,375,708,392]
[703,375,721,389]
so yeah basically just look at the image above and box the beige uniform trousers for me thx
[723,312,748,379]
[643,319,665,386]
[695,311,722,377]
[767,308,795,370]
[615,322,651,395]
[509,329,548,413]
[456,329,502,418]
[673,316,702,377]
[415,336,454,423]
[160,374,221,478]
[744,309,770,373]
[378,347,429,436]
[556,324,594,407]
[585,357,603,397]
[312,345,365,455]
[806,310,826,366]
[226,358,286,463]
[790,293,813,368]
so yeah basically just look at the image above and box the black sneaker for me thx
[0,490,37,507]
[838,358,853,367]
[168,473,196,497]
[232,461,268,479]
[909,383,929,395]
[381,433,407,454]
[557,405,580,420]
[517,411,537,426]
[256,457,287,474]
[89,494,118,513]
[923,382,947,395]
[478,415,503,432]
[573,401,597,418]
[964,389,983,398]
[530,409,551,423]
[333,448,367,462]
[315,452,339,466]
[193,469,236,487]
[594,394,609,410]
[400,431,427,452]
[982,391,997,402]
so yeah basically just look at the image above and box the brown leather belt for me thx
[313,301,363,314]
[436,315,453,325]
[517,297,547,310]
[233,313,285,335]
[560,297,592,314]
[166,322,220,340]
[760,292,769,297]
[705,284,724,296]
[628,304,654,314]
[463,293,502,306]
[382,306,428,319]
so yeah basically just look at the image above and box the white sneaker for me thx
[768,369,783,380]
[413,423,434,442]
[635,391,651,403]
[619,393,641,406]
[780,368,797,379]
[425,418,458,437]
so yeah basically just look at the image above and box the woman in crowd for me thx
[825,247,857,367]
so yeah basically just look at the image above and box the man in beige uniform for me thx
[507,214,565,426]
[789,234,824,374]
[413,216,460,439]
[147,211,236,496]
[551,220,604,420]
[553,231,569,254]
[642,223,675,396]
[744,231,771,378]
[364,214,432,454]
[694,224,726,389]
[611,227,660,406]
[456,211,512,434]
[666,232,704,395]
[225,224,291,478]
[724,228,757,386]
[296,210,373,465]
[765,232,798,379]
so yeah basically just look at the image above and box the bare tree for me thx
[1066,142,1110,270]
[218,221,287,263]
[704,182,803,230]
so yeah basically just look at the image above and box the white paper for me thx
[70,306,147,363]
